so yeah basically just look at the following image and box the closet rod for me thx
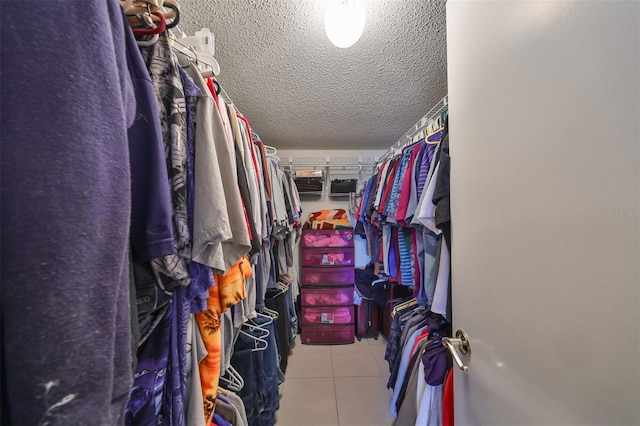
[201,72,264,142]
[376,95,448,165]
[170,32,256,135]
[217,84,240,114]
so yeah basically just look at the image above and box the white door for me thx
[446,1,639,425]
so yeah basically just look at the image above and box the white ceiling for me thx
[180,0,448,150]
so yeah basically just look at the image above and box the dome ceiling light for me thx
[324,0,366,48]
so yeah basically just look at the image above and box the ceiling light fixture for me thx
[324,0,366,49]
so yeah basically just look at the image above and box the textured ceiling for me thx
[180,0,448,150]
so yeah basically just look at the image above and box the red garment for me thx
[396,144,421,226]
[410,328,430,357]
[378,158,399,214]
[443,369,454,426]
[236,116,262,197]
[373,162,387,210]
[206,78,219,104]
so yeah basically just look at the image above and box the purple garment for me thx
[388,228,398,278]
[421,340,452,386]
[417,144,437,198]
[166,287,188,426]
[162,66,206,426]
[213,413,232,426]
[126,22,176,262]
[179,66,214,314]
[1,3,135,424]
[126,304,172,425]
[216,393,233,406]
[140,33,191,291]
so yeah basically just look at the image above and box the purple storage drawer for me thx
[301,324,355,345]
[301,229,354,248]
[301,266,355,286]
[301,247,355,267]
[301,287,354,307]
[301,306,355,326]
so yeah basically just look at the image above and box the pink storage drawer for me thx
[301,324,355,345]
[301,287,354,307]
[301,306,355,326]
[301,229,354,248]
[301,266,355,286]
[301,247,354,267]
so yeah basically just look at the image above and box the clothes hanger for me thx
[211,79,221,95]
[170,36,219,78]
[159,0,180,29]
[253,311,277,326]
[424,116,444,144]
[219,366,244,392]
[253,311,275,325]
[132,11,166,35]
[274,280,288,294]
[391,297,417,317]
[238,329,269,352]
[259,306,280,319]
[173,27,220,76]
[127,10,155,29]
[170,37,197,65]
[242,318,271,338]
[123,0,164,15]
[136,34,160,47]
[264,145,278,157]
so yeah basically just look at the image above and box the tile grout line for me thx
[333,376,341,426]
[331,345,341,426]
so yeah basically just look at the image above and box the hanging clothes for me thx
[353,98,451,425]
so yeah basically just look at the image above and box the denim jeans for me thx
[257,321,280,426]
[230,319,282,426]
[230,335,256,424]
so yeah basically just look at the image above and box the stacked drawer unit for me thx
[300,229,356,344]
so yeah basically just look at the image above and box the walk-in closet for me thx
[2,1,638,426]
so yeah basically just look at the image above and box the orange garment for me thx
[196,256,252,423]
[196,280,223,424]
[215,255,252,311]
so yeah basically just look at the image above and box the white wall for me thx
[277,149,385,221]
[278,149,386,271]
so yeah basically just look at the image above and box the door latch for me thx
[442,329,471,372]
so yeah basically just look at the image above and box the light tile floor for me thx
[276,335,394,426]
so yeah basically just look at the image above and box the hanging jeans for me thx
[265,288,291,374]
[230,320,281,426]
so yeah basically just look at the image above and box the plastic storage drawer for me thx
[301,266,355,286]
[301,229,354,248]
[300,287,354,307]
[301,325,355,345]
[301,247,354,267]
[301,306,355,326]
